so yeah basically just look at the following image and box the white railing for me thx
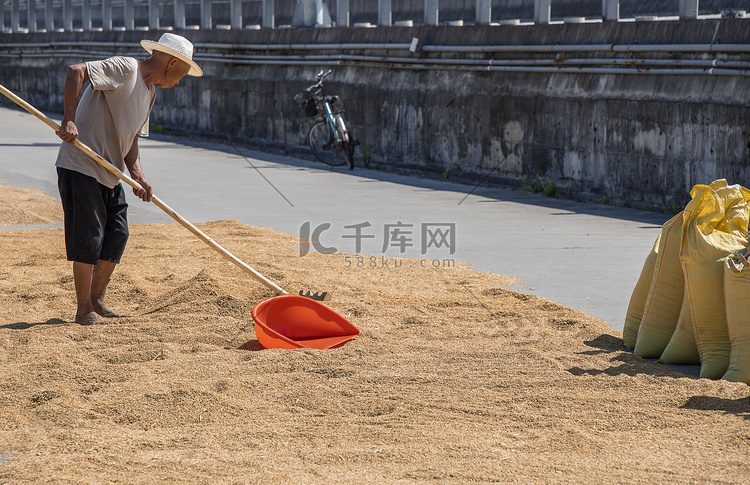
[0,0,741,34]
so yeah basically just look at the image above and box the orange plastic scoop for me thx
[251,295,360,349]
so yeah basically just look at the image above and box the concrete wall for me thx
[2,19,750,209]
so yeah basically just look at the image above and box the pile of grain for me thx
[0,186,748,483]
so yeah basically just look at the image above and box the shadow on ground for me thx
[680,395,750,419]
[0,318,66,330]
[567,334,701,379]
[150,132,672,227]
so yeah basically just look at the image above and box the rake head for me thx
[299,290,332,301]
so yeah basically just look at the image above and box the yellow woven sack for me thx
[658,287,701,365]
[633,213,684,358]
[722,257,750,383]
[680,180,750,379]
[622,234,660,349]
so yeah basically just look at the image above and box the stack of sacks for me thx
[624,179,750,382]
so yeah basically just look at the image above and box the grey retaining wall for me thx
[1,19,750,209]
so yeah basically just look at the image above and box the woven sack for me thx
[622,234,660,349]
[658,286,700,365]
[680,180,750,379]
[722,257,750,383]
[633,213,684,358]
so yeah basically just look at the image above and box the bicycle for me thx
[294,70,357,170]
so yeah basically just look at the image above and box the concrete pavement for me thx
[0,104,670,331]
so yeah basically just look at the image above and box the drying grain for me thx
[0,186,748,484]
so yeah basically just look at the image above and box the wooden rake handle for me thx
[0,83,287,296]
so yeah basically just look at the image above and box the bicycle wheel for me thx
[307,121,347,167]
[341,139,354,170]
[336,114,355,170]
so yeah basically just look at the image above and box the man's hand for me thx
[57,64,88,144]
[56,119,79,144]
[132,176,153,202]
[124,135,152,202]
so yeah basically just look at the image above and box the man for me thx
[55,33,202,325]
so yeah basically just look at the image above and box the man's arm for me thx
[124,136,153,202]
[56,63,90,144]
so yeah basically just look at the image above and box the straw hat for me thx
[140,33,203,77]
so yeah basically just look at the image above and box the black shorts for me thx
[57,167,129,265]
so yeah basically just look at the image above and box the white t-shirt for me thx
[56,56,156,188]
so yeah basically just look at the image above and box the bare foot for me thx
[93,302,122,318]
[76,311,104,326]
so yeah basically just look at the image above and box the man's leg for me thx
[95,181,129,319]
[73,261,101,325]
[73,260,120,324]
[58,169,128,324]
[91,259,121,318]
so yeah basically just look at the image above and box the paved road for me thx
[0,104,670,331]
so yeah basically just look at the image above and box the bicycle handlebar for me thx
[316,70,332,82]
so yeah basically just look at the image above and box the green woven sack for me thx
[659,287,700,365]
[682,257,730,378]
[634,213,684,358]
[622,234,660,349]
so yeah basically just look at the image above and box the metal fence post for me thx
[63,0,72,30]
[149,0,159,30]
[102,0,112,31]
[602,0,619,21]
[314,0,332,27]
[45,0,54,31]
[201,0,211,28]
[476,0,490,25]
[336,0,348,27]
[125,0,134,30]
[174,0,185,29]
[534,0,550,24]
[679,0,698,20]
[262,0,274,28]
[378,0,391,26]
[424,0,438,26]
[11,0,19,32]
[28,0,37,31]
[82,0,91,30]
[231,0,242,28]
